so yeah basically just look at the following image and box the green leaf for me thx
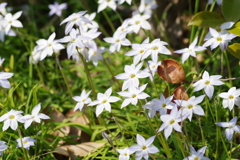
[227,43,240,59]
[222,0,240,22]
[188,11,226,27]
[228,21,240,36]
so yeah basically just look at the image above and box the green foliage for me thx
[228,21,240,36]
[188,11,226,27]
[227,43,240,59]
[222,0,240,22]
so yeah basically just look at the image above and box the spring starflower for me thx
[36,32,64,60]
[192,70,224,99]
[152,94,175,116]
[215,117,240,141]
[97,0,117,13]
[174,37,206,63]
[129,14,151,34]
[16,137,36,150]
[118,0,132,5]
[117,147,134,160]
[129,134,159,160]
[0,109,23,131]
[48,2,67,17]
[118,84,150,108]
[0,72,14,88]
[139,0,158,15]
[20,104,50,129]
[175,95,205,121]
[183,145,210,160]
[203,28,237,51]
[158,106,186,139]
[72,90,92,111]
[2,11,23,33]
[115,62,150,91]
[218,87,240,111]
[0,141,8,156]
[88,87,121,117]
[145,60,161,81]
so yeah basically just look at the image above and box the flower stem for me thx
[17,128,29,160]
[102,10,115,33]
[78,53,97,99]
[55,55,74,97]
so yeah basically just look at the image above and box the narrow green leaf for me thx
[227,43,240,59]
[188,11,226,27]
[228,21,240,36]
[222,0,240,22]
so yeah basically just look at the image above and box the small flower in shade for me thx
[0,72,14,88]
[20,104,50,129]
[175,95,205,121]
[192,70,224,99]
[2,11,23,33]
[29,46,41,64]
[116,18,133,35]
[144,60,161,81]
[139,0,158,15]
[129,14,151,34]
[174,37,206,64]
[129,134,159,160]
[81,13,99,31]
[218,87,240,111]
[152,94,175,116]
[118,84,150,108]
[72,90,92,111]
[117,147,134,160]
[16,137,36,150]
[87,42,106,66]
[203,28,237,51]
[183,145,210,160]
[158,106,187,139]
[143,100,157,118]
[115,62,150,91]
[103,31,131,54]
[0,141,8,156]
[97,0,117,13]
[48,2,67,17]
[88,87,121,117]
[0,109,23,131]
[215,117,240,141]
[0,57,5,66]
[60,11,92,34]
[36,32,65,60]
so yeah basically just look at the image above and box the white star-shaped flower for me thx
[0,72,14,88]
[0,141,8,156]
[0,109,23,131]
[48,2,67,17]
[16,137,36,150]
[129,134,159,160]
[88,87,121,117]
[117,147,134,160]
[72,90,92,111]
[115,62,150,90]
[129,14,151,34]
[192,70,224,99]
[218,87,240,111]
[97,0,117,13]
[2,11,23,33]
[174,37,206,63]
[215,117,240,141]
[118,84,150,108]
[183,145,210,160]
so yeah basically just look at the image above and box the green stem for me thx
[78,53,97,99]
[224,51,233,86]
[55,55,74,97]
[115,10,123,23]
[17,128,29,160]
[102,11,115,33]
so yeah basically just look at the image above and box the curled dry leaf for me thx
[66,109,90,142]
[54,142,105,157]
[157,59,186,83]
[172,85,189,101]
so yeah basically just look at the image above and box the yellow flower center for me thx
[217,37,222,41]
[194,158,199,160]
[23,141,28,144]
[142,146,147,150]
[229,126,233,128]
[162,104,166,108]
[47,44,52,47]
[82,99,86,102]
[9,115,15,119]
[135,21,140,25]
[205,81,210,85]
[153,46,158,50]
[124,153,128,156]
[116,39,120,43]
[107,0,111,2]
[152,65,156,68]
[132,94,137,98]
[229,95,234,99]
[216,28,221,32]
[121,28,125,31]
[187,105,193,109]
[102,100,108,103]
[169,120,175,124]
[9,21,12,24]
[73,18,78,21]
[139,50,144,54]
[93,52,97,55]
[130,74,136,78]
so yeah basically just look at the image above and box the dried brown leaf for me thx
[157,59,186,83]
